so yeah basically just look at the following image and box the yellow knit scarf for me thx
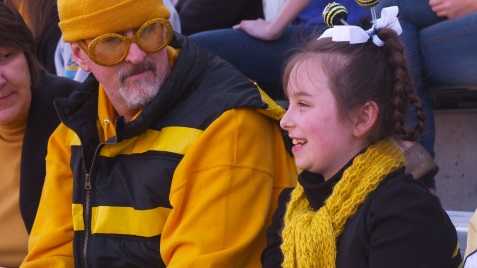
[280,138,405,268]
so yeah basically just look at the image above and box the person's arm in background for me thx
[234,0,310,41]
[428,0,477,19]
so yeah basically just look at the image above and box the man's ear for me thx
[351,101,379,138]
[70,43,91,72]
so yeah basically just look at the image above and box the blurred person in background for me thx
[4,0,60,73]
[176,0,263,35]
[190,0,369,99]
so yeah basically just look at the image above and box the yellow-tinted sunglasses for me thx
[82,18,173,66]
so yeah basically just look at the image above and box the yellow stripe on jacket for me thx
[100,127,203,157]
[73,204,172,237]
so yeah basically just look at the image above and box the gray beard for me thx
[118,77,160,110]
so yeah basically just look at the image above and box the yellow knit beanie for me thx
[58,0,170,42]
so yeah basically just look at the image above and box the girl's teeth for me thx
[292,138,306,145]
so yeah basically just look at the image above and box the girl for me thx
[262,10,462,268]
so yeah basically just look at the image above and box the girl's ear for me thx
[71,43,91,72]
[351,101,379,138]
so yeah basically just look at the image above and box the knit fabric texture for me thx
[280,138,405,268]
[58,0,170,42]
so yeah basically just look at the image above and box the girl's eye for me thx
[297,101,309,107]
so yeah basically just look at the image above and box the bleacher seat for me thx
[431,86,477,110]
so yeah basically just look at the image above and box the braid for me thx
[408,93,426,140]
[378,28,425,141]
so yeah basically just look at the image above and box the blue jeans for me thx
[189,25,325,99]
[379,0,477,155]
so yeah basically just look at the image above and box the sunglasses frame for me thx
[84,18,173,66]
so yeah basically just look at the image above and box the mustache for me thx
[119,61,157,83]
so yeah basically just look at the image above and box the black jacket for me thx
[19,71,79,232]
[262,168,462,268]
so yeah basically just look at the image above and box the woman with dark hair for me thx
[0,3,78,266]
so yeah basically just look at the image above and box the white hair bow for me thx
[318,6,402,47]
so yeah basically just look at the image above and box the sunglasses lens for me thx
[87,19,171,66]
[138,20,170,53]
[92,35,129,66]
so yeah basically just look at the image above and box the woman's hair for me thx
[0,2,41,87]
[283,27,425,142]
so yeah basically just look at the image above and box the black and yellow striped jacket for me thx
[22,35,296,268]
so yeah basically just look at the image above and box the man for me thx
[21,0,296,267]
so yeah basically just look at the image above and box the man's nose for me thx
[125,42,147,65]
[123,30,147,64]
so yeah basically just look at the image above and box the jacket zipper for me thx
[81,144,103,268]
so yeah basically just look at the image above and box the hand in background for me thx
[428,0,477,19]
[233,19,283,41]
[234,0,310,41]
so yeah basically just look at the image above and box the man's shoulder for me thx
[202,108,281,142]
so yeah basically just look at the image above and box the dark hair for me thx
[283,27,425,142]
[0,2,41,87]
